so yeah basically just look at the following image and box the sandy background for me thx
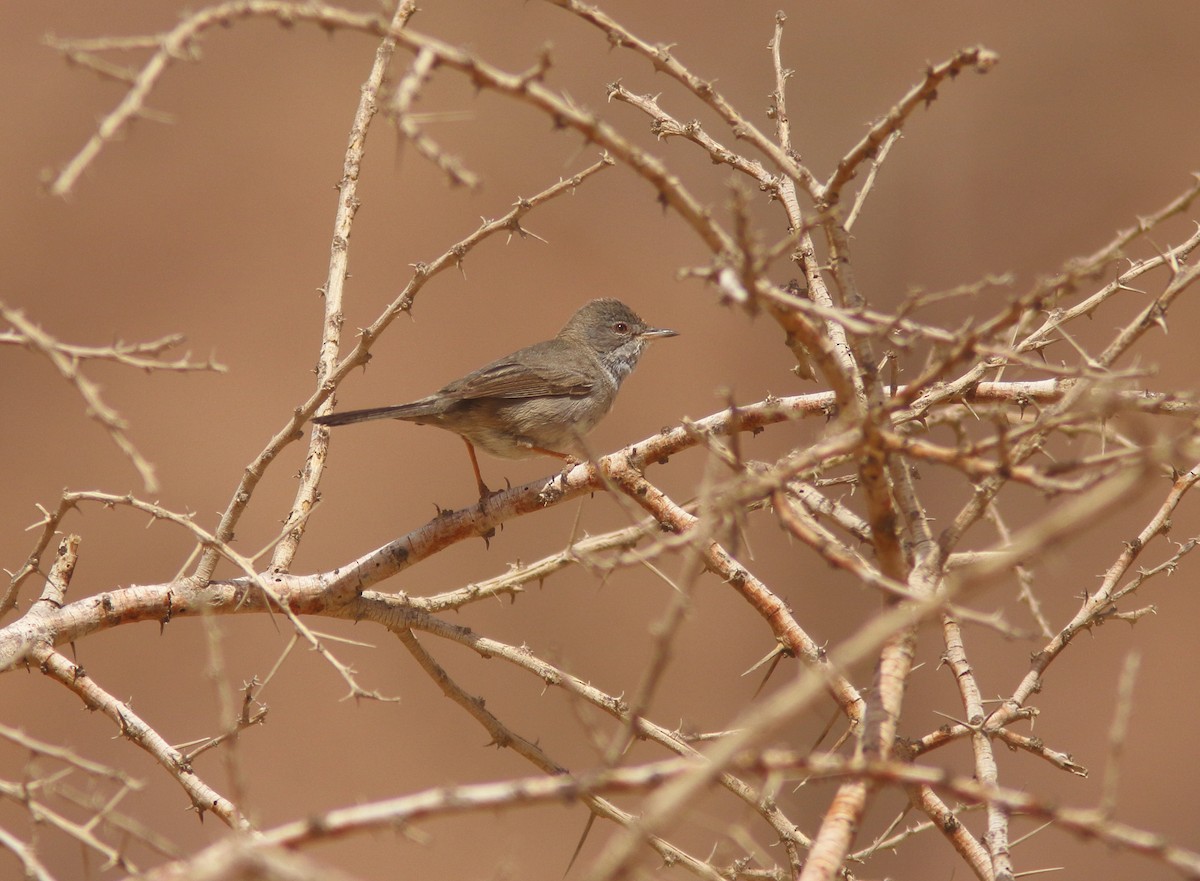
[3,2,1200,879]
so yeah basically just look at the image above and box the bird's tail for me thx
[312,400,438,427]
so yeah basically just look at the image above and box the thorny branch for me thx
[0,302,225,494]
[10,3,1200,881]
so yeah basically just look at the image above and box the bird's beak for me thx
[640,326,679,340]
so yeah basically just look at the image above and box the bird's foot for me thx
[476,474,516,504]
[474,479,508,548]
[557,459,579,486]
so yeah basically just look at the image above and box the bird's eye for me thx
[613,321,629,334]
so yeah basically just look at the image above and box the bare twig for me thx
[1,301,161,491]
[267,0,418,575]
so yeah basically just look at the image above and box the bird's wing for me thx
[446,355,595,403]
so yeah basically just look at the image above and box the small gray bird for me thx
[313,298,677,497]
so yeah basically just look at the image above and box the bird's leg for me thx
[519,441,584,492]
[519,442,580,466]
[462,438,493,500]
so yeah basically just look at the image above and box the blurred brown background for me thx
[3,2,1200,879]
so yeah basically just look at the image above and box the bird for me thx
[312,298,677,498]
